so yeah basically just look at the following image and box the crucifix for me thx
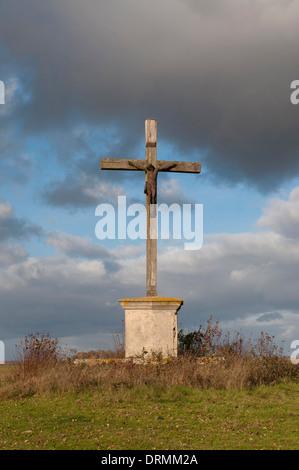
[101,119,201,297]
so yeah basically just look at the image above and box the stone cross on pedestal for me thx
[101,119,201,358]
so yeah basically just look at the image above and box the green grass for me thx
[0,381,298,450]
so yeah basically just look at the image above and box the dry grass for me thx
[1,323,296,399]
[1,354,297,399]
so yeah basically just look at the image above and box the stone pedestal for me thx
[118,297,183,359]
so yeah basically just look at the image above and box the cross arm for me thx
[157,161,201,174]
[101,158,201,174]
[101,159,146,171]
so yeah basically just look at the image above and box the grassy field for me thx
[0,366,297,450]
[1,326,297,451]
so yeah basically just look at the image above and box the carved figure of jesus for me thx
[129,161,177,205]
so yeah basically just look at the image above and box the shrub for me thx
[178,316,229,357]
[15,331,63,377]
[178,316,285,360]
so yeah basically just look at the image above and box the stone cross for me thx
[101,118,201,297]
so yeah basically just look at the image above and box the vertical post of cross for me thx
[145,119,157,297]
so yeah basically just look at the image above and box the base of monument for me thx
[118,296,183,359]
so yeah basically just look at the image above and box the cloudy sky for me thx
[1,0,299,359]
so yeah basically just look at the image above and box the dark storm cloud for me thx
[1,0,299,189]
[41,171,126,209]
[42,174,99,208]
[39,122,146,209]
[0,200,43,241]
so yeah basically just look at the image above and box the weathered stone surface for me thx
[119,297,183,358]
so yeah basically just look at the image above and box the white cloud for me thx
[84,180,123,202]
[0,201,13,220]
[0,243,28,267]
[47,231,110,259]
[159,178,183,202]
[257,187,299,239]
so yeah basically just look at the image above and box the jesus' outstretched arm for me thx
[158,162,177,171]
[128,160,146,171]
